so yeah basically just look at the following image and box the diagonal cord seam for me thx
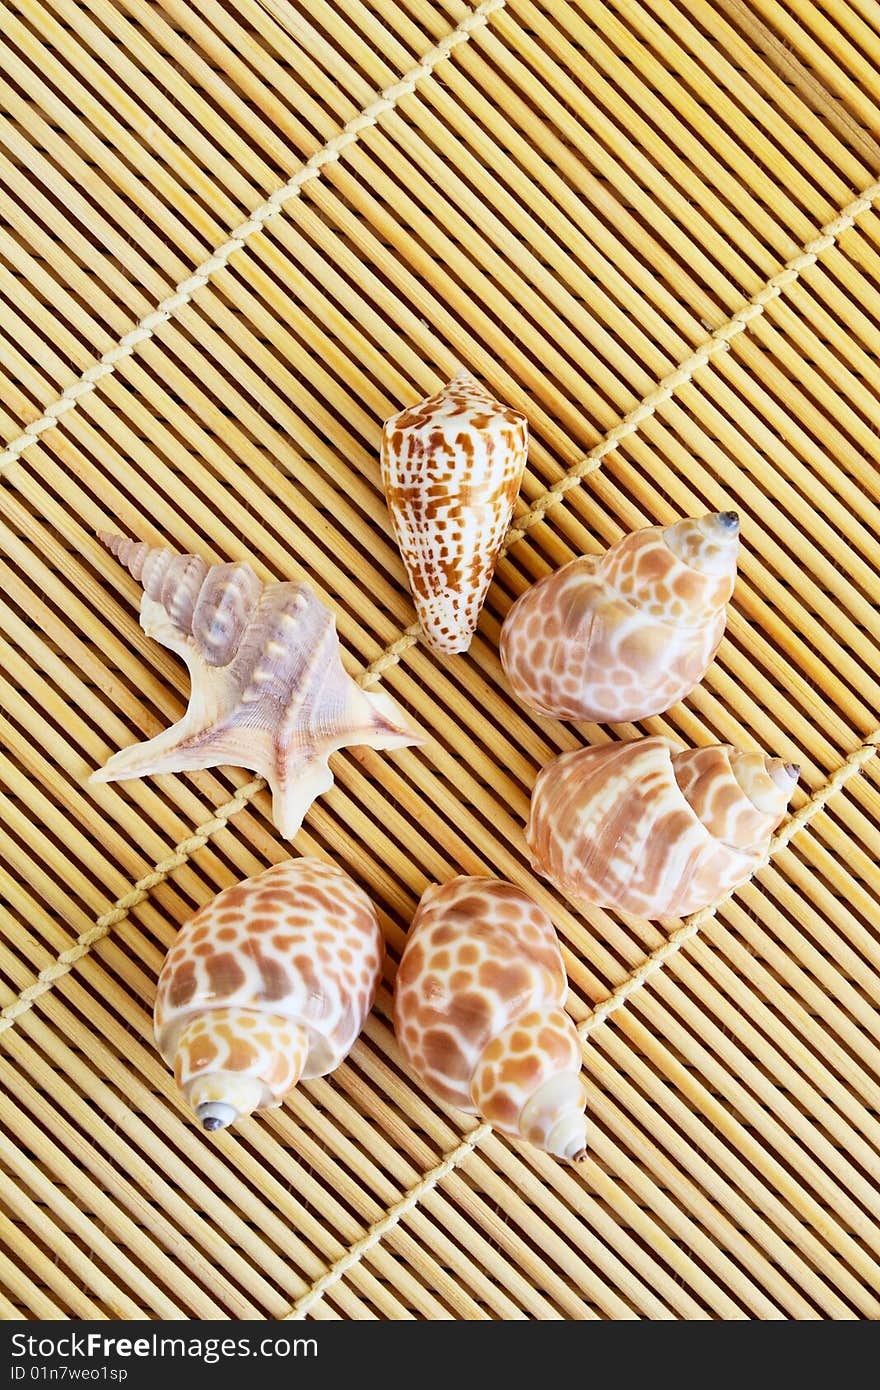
[0,0,507,476]
[284,1125,489,1320]
[0,148,875,1299]
[280,728,879,1318]
[503,176,880,549]
[577,729,880,1037]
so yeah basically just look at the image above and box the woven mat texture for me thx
[1,0,879,1321]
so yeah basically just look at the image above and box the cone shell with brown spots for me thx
[154,859,385,1132]
[527,737,799,919]
[381,371,528,655]
[393,877,587,1162]
[500,513,740,722]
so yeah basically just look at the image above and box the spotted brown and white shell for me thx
[527,737,798,918]
[393,876,587,1162]
[154,859,385,1131]
[500,513,740,722]
[90,535,421,838]
[381,371,528,655]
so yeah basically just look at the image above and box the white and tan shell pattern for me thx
[528,737,799,918]
[382,371,528,655]
[90,535,422,837]
[501,512,740,722]
[154,858,385,1132]
[394,876,588,1162]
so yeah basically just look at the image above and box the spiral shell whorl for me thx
[99,533,213,640]
[500,514,739,722]
[175,1009,310,1131]
[673,745,798,847]
[527,738,797,919]
[393,877,587,1161]
[101,533,266,666]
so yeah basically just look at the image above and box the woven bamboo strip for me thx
[0,1131,163,1318]
[306,1062,703,1317]
[283,736,879,1317]
[3,511,873,1312]
[0,0,506,475]
[0,1049,276,1318]
[305,1023,834,1323]
[0,1227,71,1321]
[286,1127,491,1320]
[336,1023,750,1312]
[0,1089,233,1320]
[289,1062,670,1319]
[3,0,879,1321]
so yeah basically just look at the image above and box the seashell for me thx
[90,535,422,838]
[500,512,740,722]
[393,876,587,1162]
[527,737,799,918]
[381,371,528,655]
[154,858,385,1131]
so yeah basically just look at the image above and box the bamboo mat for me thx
[0,0,879,1322]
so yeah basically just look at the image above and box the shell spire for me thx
[381,371,528,656]
[154,859,385,1131]
[91,535,422,838]
[393,876,588,1162]
[500,513,740,722]
[527,736,798,918]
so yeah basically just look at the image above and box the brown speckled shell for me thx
[500,514,739,721]
[155,858,385,1080]
[393,876,587,1159]
[382,372,528,655]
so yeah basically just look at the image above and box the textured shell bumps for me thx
[91,534,421,838]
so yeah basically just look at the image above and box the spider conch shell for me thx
[393,876,587,1162]
[381,371,528,655]
[527,737,799,918]
[154,859,385,1132]
[90,535,421,838]
[500,513,740,721]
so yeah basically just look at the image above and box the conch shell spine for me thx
[91,535,422,837]
[382,371,528,656]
